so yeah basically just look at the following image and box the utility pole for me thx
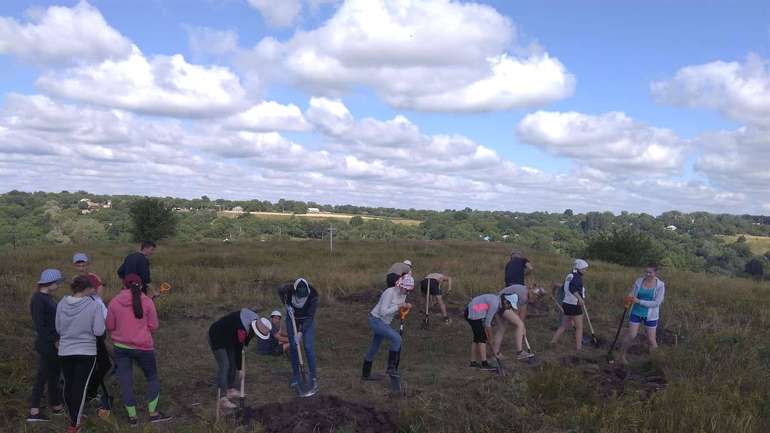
[328,223,336,253]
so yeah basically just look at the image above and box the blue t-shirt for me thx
[631,285,655,318]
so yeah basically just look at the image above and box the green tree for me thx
[129,198,177,242]
[585,228,663,267]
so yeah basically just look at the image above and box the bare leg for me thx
[574,315,584,351]
[470,343,477,363]
[479,343,488,363]
[506,311,525,352]
[551,317,571,345]
[436,295,448,318]
[620,323,641,364]
[646,326,658,351]
[492,319,507,357]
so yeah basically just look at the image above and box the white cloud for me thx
[186,26,239,61]
[517,111,690,176]
[652,54,770,126]
[224,101,310,132]
[37,45,246,117]
[247,0,302,27]
[694,126,770,193]
[241,0,574,112]
[0,1,132,65]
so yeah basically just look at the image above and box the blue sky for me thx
[1,1,769,214]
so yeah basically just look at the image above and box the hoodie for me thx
[55,295,106,357]
[106,289,159,351]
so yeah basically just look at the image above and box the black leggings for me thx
[85,337,112,404]
[61,355,96,428]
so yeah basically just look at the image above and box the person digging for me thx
[278,278,319,395]
[550,259,589,351]
[385,259,413,288]
[492,284,544,361]
[208,309,272,411]
[465,292,519,371]
[361,275,414,387]
[420,273,452,325]
[619,263,666,364]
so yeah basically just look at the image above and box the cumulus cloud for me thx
[224,101,310,132]
[0,1,132,65]
[186,26,239,61]
[517,111,690,177]
[652,54,770,126]
[240,0,574,112]
[37,45,246,117]
[247,0,302,27]
[694,126,770,193]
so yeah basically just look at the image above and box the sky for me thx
[1,0,769,214]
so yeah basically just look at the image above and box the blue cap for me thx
[72,252,89,263]
[38,269,63,285]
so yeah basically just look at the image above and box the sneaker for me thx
[479,361,497,371]
[149,411,173,423]
[469,361,480,368]
[219,397,237,410]
[51,406,65,416]
[516,350,535,360]
[26,412,50,422]
[128,417,138,427]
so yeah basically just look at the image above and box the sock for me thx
[126,406,137,418]
[148,396,159,413]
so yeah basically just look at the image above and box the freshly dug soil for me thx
[559,356,667,399]
[242,395,397,433]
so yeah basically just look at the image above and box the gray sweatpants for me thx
[212,348,238,394]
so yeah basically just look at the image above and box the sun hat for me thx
[292,278,310,309]
[72,253,89,264]
[574,259,589,271]
[38,269,63,285]
[251,317,273,340]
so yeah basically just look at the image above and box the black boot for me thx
[386,350,400,378]
[361,360,382,381]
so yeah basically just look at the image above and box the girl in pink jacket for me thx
[106,274,171,427]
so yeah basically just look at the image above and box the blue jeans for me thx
[365,315,401,362]
[286,316,316,383]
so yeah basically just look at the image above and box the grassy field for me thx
[1,240,769,433]
[718,234,770,255]
[218,211,423,226]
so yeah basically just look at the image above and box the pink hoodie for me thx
[106,289,159,351]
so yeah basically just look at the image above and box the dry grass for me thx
[718,234,770,255]
[1,241,769,433]
[217,211,423,226]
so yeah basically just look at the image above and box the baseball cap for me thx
[574,259,589,270]
[38,269,63,285]
[72,253,89,264]
[251,317,273,340]
[123,273,143,287]
[270,310,282,318]
[403,259,412,267]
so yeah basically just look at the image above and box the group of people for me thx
[27,243,666,430]
[28,242,171,433]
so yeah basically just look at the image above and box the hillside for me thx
[2,241,768,433]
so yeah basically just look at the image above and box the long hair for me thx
[129,281,144,319]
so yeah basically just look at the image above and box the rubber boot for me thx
[387,351,401,393]
[361,360,382,381]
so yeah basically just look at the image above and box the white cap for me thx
[403,259,412,267]
[574,259,589,270]
[251,318,273,340]
[270,310,282,318]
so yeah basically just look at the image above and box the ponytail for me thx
[130,282,144,319]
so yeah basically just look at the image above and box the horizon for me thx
[1,1,769,214]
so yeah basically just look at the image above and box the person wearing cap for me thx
[465,292,518,371]
[550,259,590,351]
[117,241,156,297]
[72,252,111,411]
[56,275,106,433]
[106,273,171,426]
[278,278,320,391]
[256,310,289,356]
[27,269,65,422]
[361,275,414,381]
[419,272,452,325]
[385,259,412,288]
[208,309,272,409]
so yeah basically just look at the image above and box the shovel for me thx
[288,306,317,398]
[494,355,508,377]
[580,299,604,348]
[238,349,245,417]
[421,281,430,329]
[607,299,633,363]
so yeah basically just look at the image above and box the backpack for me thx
[554,273,573,303]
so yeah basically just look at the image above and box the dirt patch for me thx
[338,290,382,304]
[626,328,681,354]
[560,356,667,399]
[242,395,397,433]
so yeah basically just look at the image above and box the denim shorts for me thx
[629,314,658,328]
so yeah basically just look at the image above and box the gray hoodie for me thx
[56,295,105,356]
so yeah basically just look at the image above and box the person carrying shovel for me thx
[278,278,319,394]
[361,275,414,383]
[550,259,589,351]
[619,263,666,364]
[208,309,272,411]
[492,284,542,361]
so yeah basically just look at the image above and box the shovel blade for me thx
[388,374,401,393]
[295,372,317,398]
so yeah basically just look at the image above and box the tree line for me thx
[2,190,769,280]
